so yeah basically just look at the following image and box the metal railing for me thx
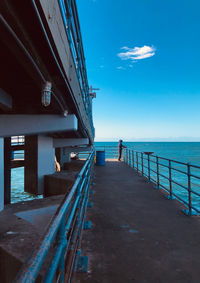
[58,0,94,136]
[15,148,95,282]
[124,148,200,216]
[95,146,119,159]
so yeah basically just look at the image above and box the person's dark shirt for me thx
[118,142,123,150]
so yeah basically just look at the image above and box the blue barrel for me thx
[96,151,105,166]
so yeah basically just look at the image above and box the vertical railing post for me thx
[132,151,135,169]
[58,217,67,283]
[136,152,138,172]
[141,152,144,176]
[187,163,192,215]
[168,160,173,199]
[148,154,151,181]
[156,156,160,188]
[129,149,131,166]
[126,149,128,164]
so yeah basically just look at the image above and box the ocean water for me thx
[11,142,200,211]
[95,142,200,165]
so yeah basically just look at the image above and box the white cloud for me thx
[118,45,156,61]
[117,66,126,70]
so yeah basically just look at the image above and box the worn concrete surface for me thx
[78,161,200,283]
[0,196,63,282]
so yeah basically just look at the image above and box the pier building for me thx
[0,0,94,210]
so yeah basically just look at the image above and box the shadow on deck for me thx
[77,160,200,283]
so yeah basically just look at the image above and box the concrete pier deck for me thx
[78,160,200,283]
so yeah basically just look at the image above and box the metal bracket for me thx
[165,195,175,200]
[87,202,93,208]
[84,220,92,230]
[182,209,198,216]
[154,186,161,189]
[77,256,88,273]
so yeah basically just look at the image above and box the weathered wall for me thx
[38,136,55,194]
[25,136,55,194]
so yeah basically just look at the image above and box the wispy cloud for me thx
[117,66,126,70]
[118,45,156,61]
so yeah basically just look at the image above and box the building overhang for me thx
[53,138,89,148]
[0,114,77,137]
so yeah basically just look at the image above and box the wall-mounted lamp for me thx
[63,110,68,117]
[42,81,52,107]
[89,86,99,99]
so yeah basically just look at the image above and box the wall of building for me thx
[37,136,55,194]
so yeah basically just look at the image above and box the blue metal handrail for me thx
[124,148,200,216]
[15,148,95,282]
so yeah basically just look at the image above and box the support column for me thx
[4,137,11,204]
[0,139,4,211]
[25,135,55,194]
[60,148,71,168]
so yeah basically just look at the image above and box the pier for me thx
[78,160,200,283]
[0,0,200,282]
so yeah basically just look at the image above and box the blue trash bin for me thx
[96,151,105,166]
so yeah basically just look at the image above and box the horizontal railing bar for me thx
[190,173,200,180]
[170,167,187,175]
[157,172,169,180]
[170,179,188,191]
[190,189,200,197]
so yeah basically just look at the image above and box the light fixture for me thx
[42,81,52,107]
[63,109,68,117]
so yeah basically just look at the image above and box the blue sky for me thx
[77,0,200,141]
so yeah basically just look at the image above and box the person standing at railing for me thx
[118,139,126,161]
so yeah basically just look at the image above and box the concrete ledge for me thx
[44,160,85,197]
[44,171,78,197]
[0,196,63,282]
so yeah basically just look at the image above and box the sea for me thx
[11,142,200,211]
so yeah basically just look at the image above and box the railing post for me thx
[132,151,135,169]
[129,150,131,167]
[148,154,150,181]
[58,217,67,283]
[187,163,192,215]
[168,160,173,199]
[156,156,160,189]
[141,152,144,176]
[136,152,138,172]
